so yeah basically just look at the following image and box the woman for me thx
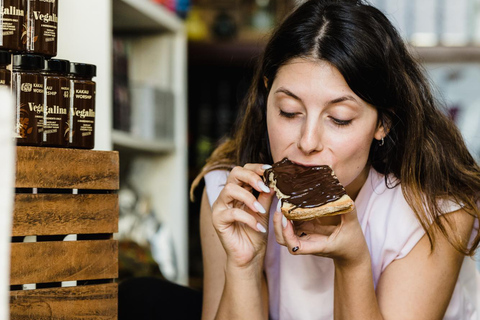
[191,0,480,319]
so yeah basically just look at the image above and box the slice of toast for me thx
[264,158,354,221]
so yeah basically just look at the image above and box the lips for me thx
[289,159,329,168]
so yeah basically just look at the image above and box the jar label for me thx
[13,73,44,146]
[43,76,68,146]
[0,0,25,51]
[69,80,95,149]
[24,0,57,56]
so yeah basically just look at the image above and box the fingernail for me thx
[292,246,299,252]
[254,201,266,214]
[257,180,271,193]
[257,222,267,233]
[282,215,287,228]
[262,164,272,170]
[276,200,282,213]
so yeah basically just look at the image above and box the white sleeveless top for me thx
[204,168,480,320]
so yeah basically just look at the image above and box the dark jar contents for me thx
[24,0,58,57]
[0,0,25,52]
[12,54,45,146]
[0,50,11,86]
[68,62,96,149]
[41,58,69,147]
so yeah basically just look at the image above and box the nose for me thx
[298,119,323,155]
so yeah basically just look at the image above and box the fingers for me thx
[281,213,303,254]
[273,200,286,245]
[227,164,272,195]
[212,163,273,236]
[273,205,337,255]
[214,207,267,234]
[216,183,268,214]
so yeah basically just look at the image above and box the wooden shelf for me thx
[112,0,183,33]
[112,130,175,153]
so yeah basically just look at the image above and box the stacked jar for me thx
[41,58,69,147]
[68,62,96,149]
[1,0,98,149]
[12,54,45,146]
[0,0,58,56]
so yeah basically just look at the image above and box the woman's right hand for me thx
[211,164,275,269]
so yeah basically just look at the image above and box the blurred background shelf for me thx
[113,0,183,34]
[411,45,480,63]
[112,130,175,153]
[59,0,188,286]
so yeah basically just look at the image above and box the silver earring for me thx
[379,137,385,146]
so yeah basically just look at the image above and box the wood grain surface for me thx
[13,194,119,236]
[10,240,118,285]
[15,147,119,190]
[10,283,118,320]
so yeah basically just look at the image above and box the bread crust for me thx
[282,194,354,221]
[265,170,354,221]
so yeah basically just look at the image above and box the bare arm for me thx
[333,209,473,320]
[200,177,270,320]
[200,188,226,319]
[375,209,473,319]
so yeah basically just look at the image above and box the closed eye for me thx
[331,117,352,127]
[279,110,298,119]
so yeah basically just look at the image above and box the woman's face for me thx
[266,58,385,198]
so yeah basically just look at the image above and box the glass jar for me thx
[24,0,58,57]
[12,54,45,146]
[68,62,96,149]
[0,0,25,52]
[41,58,69,147]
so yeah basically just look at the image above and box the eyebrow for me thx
[274,87,359,107]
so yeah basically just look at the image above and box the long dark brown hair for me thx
[191,0,480,255]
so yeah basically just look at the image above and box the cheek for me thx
[267,119,289,162]
[329,130,374,185]
[266,105,296,162]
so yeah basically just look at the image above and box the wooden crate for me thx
[10,146,119,320]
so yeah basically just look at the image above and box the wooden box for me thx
[10,146,119,319]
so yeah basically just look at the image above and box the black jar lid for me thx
[0,51,10,66]
[44,59,70,74]
[70,62,96,78]
[13,54,45,70]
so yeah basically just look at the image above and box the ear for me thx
[263,76,269,89]
[374,117,390,141]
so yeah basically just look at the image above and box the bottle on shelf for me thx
[12,54,45,146]
[0,1,25,52]
[24,0,59,57]
[41,58,70,147]
[68,62,96,149]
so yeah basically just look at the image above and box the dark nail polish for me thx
[292,246,299,252]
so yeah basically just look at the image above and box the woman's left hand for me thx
[272,204,369,266]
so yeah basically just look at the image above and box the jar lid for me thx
[0,51,10,66]
[44,59,70,74]
[13,54,45,70]
[70,62,96,78]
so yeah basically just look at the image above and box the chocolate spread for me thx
[264,158,347,211]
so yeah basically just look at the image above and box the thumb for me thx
[257,188,275,221]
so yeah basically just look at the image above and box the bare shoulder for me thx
[376,209,475,320]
